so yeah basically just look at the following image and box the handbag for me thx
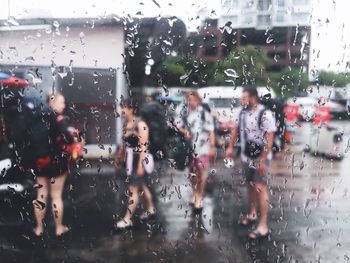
[168,131,192,171]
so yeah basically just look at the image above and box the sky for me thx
[0,0,349,73]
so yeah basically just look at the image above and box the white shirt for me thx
[175,104,215,157]
[232,104,277,162]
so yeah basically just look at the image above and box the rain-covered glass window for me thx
[0,0,349,262]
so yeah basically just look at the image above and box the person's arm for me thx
[179,127,192,140]
[257,110,276,176]
[114,142,125,168]
[136,121,149,177]
[260,132,274,162]
[225,125,239,158]
[208,130,216,159]
[173,103,192,140]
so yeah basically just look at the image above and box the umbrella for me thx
[0,72,30,88]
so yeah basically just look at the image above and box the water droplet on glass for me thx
[25,56,35,63]
[79,32,85,46]
[53,20,59,28]
[45,27,52,34]
[224,158,235,168]
[8,17,19,26]
[224,69,239,78]
[128,48,135,57]
[266,34,274,44]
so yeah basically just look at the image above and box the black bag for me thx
[6,97,52,166]
[169,104,209,170]
[139,101,167,160]
[167,128,192,171]
[244,140,264,159]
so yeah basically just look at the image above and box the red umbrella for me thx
[0,73,30,88]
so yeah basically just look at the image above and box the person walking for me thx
[32,92,77,237]
[175,91,216,213]
[225,86,276,240]
[115,99,156,229]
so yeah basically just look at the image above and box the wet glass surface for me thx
[0,0,349,262]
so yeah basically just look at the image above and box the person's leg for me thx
[189,159,198,204]
[50,172,69,236]
[141,184,156,214]
[254,183,269,234]
[123,185,139,224]
[33,176,50,236]
[240,163,258,225]
[247,183,258,219]
[194,167,207,208]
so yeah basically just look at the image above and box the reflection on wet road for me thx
[1,121,350,262]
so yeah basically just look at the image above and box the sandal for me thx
[115,219,133,229]
[192,203,204,214]
[140,211,157,221]
[248,229,270,240]
[239,214,257,226]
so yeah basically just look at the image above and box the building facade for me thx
[196,0,312,72]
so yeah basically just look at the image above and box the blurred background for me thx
[0,1,349,262]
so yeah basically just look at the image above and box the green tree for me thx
[317,71,349,87]
[270,67,309,98]
[160,55,215,87]
[214,45,269,86]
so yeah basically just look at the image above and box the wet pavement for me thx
[1,121,350,262]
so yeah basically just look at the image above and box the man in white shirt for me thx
[175,91,216,213]
[225,86,276,239]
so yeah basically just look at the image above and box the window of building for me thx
[257,15,271,26]
[243,0,255,9]
[258,0,272,11]
[277,0,285,7]
[292,12,310,24]
[221,15,238,26]
[223,0,239,9]
[293,0,310,5]
[203,36,218,57]
[242,15,254,26]
[276,12,286,23]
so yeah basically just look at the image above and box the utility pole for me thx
[8,0,11,19]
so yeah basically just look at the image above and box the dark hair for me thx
[243,86,258,99]
[121,97,138,110]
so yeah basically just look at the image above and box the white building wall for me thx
[219,0,311,29]
[0,25,124,69]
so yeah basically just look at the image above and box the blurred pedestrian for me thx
[32,92,78,237]
[175,91,216,213]
[115,98,155,229]
[225,86,276,240]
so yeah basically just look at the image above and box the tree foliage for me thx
[214,45,269,86]
[270,67,309,98]
[317,71,349,87]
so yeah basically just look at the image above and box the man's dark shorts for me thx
[242,160,271,184]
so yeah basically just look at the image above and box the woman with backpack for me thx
[175,91,216,213]
[32,92,78,237]
[115,98,155,229]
